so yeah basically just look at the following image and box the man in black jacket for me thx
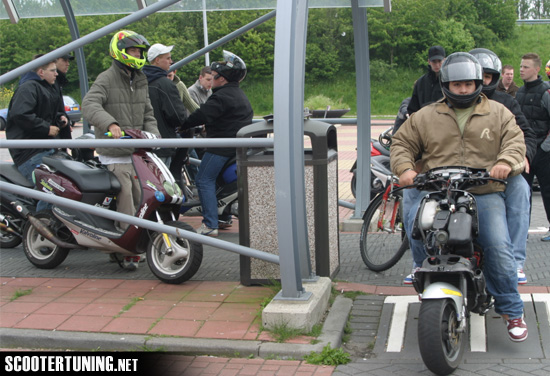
[6,57,69,211]
[407,46,446,115]
[181,51,253,236]
[516,52,550,242]
[142,43,188,167]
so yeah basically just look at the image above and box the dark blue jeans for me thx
[195,152,230,229]
[17,149,54,212]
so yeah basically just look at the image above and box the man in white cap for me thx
[142,43,188,167]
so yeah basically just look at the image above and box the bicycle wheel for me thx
[359,189,409,271]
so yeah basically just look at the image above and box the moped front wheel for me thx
[418,299,466,375]
[147,221,203,284]
[22,211,70,269]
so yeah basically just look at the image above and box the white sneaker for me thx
[517,269,527,285]
[403,267,420,285]
[197,223,218,237]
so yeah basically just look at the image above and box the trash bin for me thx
[237,118,340,285]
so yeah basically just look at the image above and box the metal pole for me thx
[59,0,91,133]
[171,10,276,71]
[0,0,181,85]
[0,182,279,264]
[202,0,210,66]
[272,0,312,300]
[351,0,372,219]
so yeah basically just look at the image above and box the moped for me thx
[409,166,502,375]
[19,129,203,284]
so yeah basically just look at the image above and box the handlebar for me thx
[412,166,507,191]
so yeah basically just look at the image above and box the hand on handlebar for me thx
[106,124,124,138]
[399,169,418,187]
[489,163,511,180]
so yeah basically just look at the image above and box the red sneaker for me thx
[505,317,528,342]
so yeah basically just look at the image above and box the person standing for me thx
[497,64,519,97]
[407,45,446,115]
[55,53,75,140]
[82,30,159,234]
[6,57,69,211]
[180,51,253,236]
[142,43,188,167]
[188,66,214,110]
[515,53,550,242]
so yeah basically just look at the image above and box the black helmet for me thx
[440,52,483,109]
[469,48,502,96]
[211,50,247,83]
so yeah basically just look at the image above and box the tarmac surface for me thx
[1,123,550,375]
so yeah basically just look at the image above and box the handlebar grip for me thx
[104,131,125,137]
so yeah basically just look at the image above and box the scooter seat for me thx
[0,162,34,188]
[41,157,121,193]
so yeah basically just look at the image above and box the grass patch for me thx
[10,288,32,302]
[115,297,144,318]
[304,343,351,366]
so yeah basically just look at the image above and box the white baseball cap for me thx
[147,43,174,62]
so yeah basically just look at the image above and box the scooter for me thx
[350,126,393,199]
[18,129,203,284]
[0,136,95,249]
[408,166,501,375]
[0,162,36,248]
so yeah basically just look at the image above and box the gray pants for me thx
[106,163,141,230]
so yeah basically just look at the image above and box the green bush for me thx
[304,94,350,110]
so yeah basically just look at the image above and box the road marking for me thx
[384,295,418,352]
[384,294,542,353]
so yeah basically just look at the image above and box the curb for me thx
[0,296,353,358]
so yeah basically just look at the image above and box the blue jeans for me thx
[502,175,530,270]
[17,149,55,212]
[195,152,230,229]
[403,186,524,319]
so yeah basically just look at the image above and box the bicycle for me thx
[359,173,409,272]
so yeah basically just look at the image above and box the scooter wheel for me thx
[22,211,70,269]
[418,298,466,375]
[0,208,22,249]
[147,221,203,284]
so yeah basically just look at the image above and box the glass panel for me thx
[0,0,385,19]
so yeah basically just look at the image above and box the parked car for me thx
[0,108,7,131]
[63,95,81,126]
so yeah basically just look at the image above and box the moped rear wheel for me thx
[147,221,203,284]
[359,190,408,271]
[22,211,70,269]
[418,299,466,375]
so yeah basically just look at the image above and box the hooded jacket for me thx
[142,64,188,158]
[391,95,526,194]
[182,81,253,157]
[6,71,66,166]
[83,61,159,157]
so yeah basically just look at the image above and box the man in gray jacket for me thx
[82,30,159,232]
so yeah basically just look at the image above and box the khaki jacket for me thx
[83,62,159,157]
[391,95,526,194]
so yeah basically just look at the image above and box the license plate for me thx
[72,107,78,111]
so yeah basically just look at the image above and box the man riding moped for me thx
[391,52,528,342]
